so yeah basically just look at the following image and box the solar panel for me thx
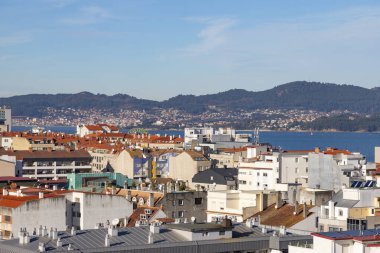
[351,181,358,188]
[363,181,371,188]
[369,181,376,188]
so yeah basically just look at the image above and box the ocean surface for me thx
[13,126,380,162]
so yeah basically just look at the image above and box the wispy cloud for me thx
[0,33,32,47]
[181,17,237,55]
[44,0,76,8]
[61,5,115,25]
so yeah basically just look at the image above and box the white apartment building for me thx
[184,127,252,150]
[0,188,133,239]
[206,190,258,223]
[238,153,280,191]
[318,184,380,232]
[0,150,92,180]
[289,229,380,253]
[280,150,310,187]
[0,106,11,132]
[308,148,368,192]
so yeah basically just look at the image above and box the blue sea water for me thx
[13,126,380,162]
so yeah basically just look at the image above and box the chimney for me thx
[124,181,128,189]
[39,191,44,199]
[19,230,25,245]
[67,243,74,251]
[127,190,132,202]
[52,228,58,240]
[303,202,308,218]
[279,226,286,235]
[108,225,118,237]
[148,231,154,244]
[174,181,180,192]
[328,200,335,219]
[293,201,299,216]
[148,192,154,207]
[314,147,320,153]
[53,185,58,191]
[105,234,110,247]
[49,227,53,238]
[38,225,43,236]
[150,222,160,234]
[275,192,283,209]
[16,189,22,197]
[111,186,116,195]
[43,226,48,237]
[56,237,62,247]
[71,227,76,236]
[221,216,232,228]
[38,242,46,252]
[256,192,265,212]
[2,188,8,196]
[167,182,172,193]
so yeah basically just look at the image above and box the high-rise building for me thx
[0,106,11,132]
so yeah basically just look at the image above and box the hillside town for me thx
[11,106,343,131]
[1,107,380,252]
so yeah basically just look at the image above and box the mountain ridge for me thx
[2,81,380,116]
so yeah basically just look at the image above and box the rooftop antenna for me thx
[254,128,260,144]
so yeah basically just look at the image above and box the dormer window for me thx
[145,209,152,214]
[140,214,147,220]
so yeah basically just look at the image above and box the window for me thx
[172,211,176,218]
[202,232,209,237]
[178,211,184,218]
[172,200,176,206]
[263,173,268,177]
[338,210,343,216]
[219,231,225,236]
[195,198,203,205]
[295,158,299,163]
[257,182,260,186]
[178,199,184,206]
[257,172,260,176]
[4,215,11,222]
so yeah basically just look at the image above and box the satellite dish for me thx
[112,218,120,226]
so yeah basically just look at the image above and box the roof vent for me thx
[38,242,46,252]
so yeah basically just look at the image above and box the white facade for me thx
[0,137,12,149]
[206,190,257,223]
[0,107,11,132]
[289,233,380,253]
[238,153,280,191]
[22,160,92,179]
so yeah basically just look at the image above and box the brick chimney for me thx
[293,201,299,216]
[303,202,308,218]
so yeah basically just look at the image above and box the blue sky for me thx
[1,0,380,100]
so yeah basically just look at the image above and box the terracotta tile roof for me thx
[184,150,208,161]
[115,189,164,206]
[127,206,162,227]
[324,148,352,155]
[218,147,247,153]
[0,150,91,160]
[0,193,65,208]
[85,125,104,131]
[283,150,314,154]
[251,203,313,228]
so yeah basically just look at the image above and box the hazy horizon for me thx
[1,80,379,101]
